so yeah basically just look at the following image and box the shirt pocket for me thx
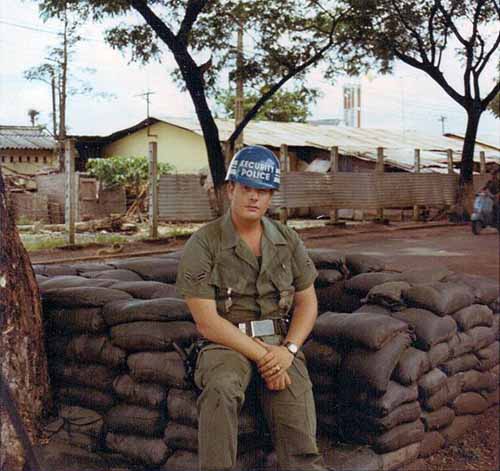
[208,259,249,314]
[269,255,295,314]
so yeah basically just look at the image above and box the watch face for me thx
[287,342,298,354]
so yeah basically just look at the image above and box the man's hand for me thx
[265,371,292,391]
[255,339,294,381]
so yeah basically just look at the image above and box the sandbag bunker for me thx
[35,249,500,470]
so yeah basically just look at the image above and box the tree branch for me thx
[428,1,439,64]
[476,30,500,76]
[393,49,465,107]
[227,11,342,146]
[482,80,500,111]
[436,0,468,46]
[177,0,209,46]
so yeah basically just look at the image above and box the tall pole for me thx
[234,23,244,151]
[149,142,159,239]
[64,138,76,245]
[329,146,339,223]
[376,147,385,221]
[413,148,421,221]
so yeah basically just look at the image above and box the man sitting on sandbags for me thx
[177,146,327,471]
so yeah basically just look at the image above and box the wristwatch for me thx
[283,341,299,356]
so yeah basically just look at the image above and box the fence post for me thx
[279,144,289,225]
[64,138,76,245]
[376,146,384,220]
[149,141,159,239]
[447,149,454,174]
[413,148,421,221]
[329,146,339,223]
[480,151,486,175]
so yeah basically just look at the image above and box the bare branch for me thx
[177,0,209,46]
[436,0,469,46]
[428,1,439,64]
[476,30,500,76]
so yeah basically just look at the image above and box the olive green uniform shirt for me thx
[176,211,317,323]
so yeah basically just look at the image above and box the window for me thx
[10,156,14,163]
[35,156,39,163]
[43,157,47,164]
[27,156,31,163]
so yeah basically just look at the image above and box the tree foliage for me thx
[217,87,320,122]
[86,155,175,189]
[342,0,500,194]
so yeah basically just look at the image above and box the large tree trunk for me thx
[0,167,51,471]
[456,106,482,218]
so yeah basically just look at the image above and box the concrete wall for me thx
[9,192,49,223]
[103,122,208,173]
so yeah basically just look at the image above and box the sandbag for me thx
[419,431,445,458]
[109,257,179,283]
[448,332,475,357]
[58,386,114,412]
[444,272,499,304]
[390,308,457,350]
[34,264,77,277]
[345,401,421,433]
[302,339,342,372]
[39,276,116,292]
[481,389,499,407]
[103,298,191,326]
[354,304,392,316]
[345,382,418,417]
[418,368,448,398]
[109,281,180,300]
[379,442,421,471]
[104,404,166,437]
[316,283,363,313]
[43,286,132,307]
[113,374,167,408]
[420,407,455,431]
[316,269,344,286]
[439,353,479,376]
[45,307,107,335]
[392,347,431,385]
[461,370,497,393]
[341,333,411,393]
[492,315,499,340]
[450,392,488,415]
[309,370,337,392]
[345,272,400,296]
[313,312,408,350]
[422,375,463,411]
[353,420,425,454]
[394,266,449,285]
[105,432,169,467]
[167,389,198,426]
[128,351,190,388]
[403,282,475,316]
[427,342,450,368]
[164,422,198,451]
[452,304,494,331]
[440,415,478,446]
[51,362,116,391]
[345,254,385,275]
[475,341,500,371]
[364,282,410,311]
[468,325,496,350]
[71,262,114,274]
[44,405,104,450]
[83,269,143,282]
[110,321,199,352]
[56,334,126,368]
[307,249,347,270]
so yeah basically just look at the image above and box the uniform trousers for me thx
[194,343,327,471]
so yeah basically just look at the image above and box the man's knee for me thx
[198,373,247,409]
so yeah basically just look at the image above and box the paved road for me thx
[303,224,500,281]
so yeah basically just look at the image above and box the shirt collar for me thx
[220,210,287,249]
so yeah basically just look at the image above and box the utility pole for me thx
[234,22,244,151]
[438,115,447,135]
[136,90,156,118]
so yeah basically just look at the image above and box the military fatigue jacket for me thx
[176,211,317,324]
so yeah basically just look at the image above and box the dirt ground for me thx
[28,220,499,470]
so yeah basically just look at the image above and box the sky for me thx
[1,1,499,145]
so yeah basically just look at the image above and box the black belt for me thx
[236,318,287,338]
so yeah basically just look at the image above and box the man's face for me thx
[227,182,273,222]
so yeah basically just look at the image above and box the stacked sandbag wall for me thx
[35,249,499,470]
[303,256,499,470]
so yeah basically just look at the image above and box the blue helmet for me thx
[225,145,280,190]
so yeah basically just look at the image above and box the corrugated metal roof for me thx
[156,116,500,171]
[0,126,56,150]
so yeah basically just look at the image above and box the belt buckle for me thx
[250,319,275,338]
